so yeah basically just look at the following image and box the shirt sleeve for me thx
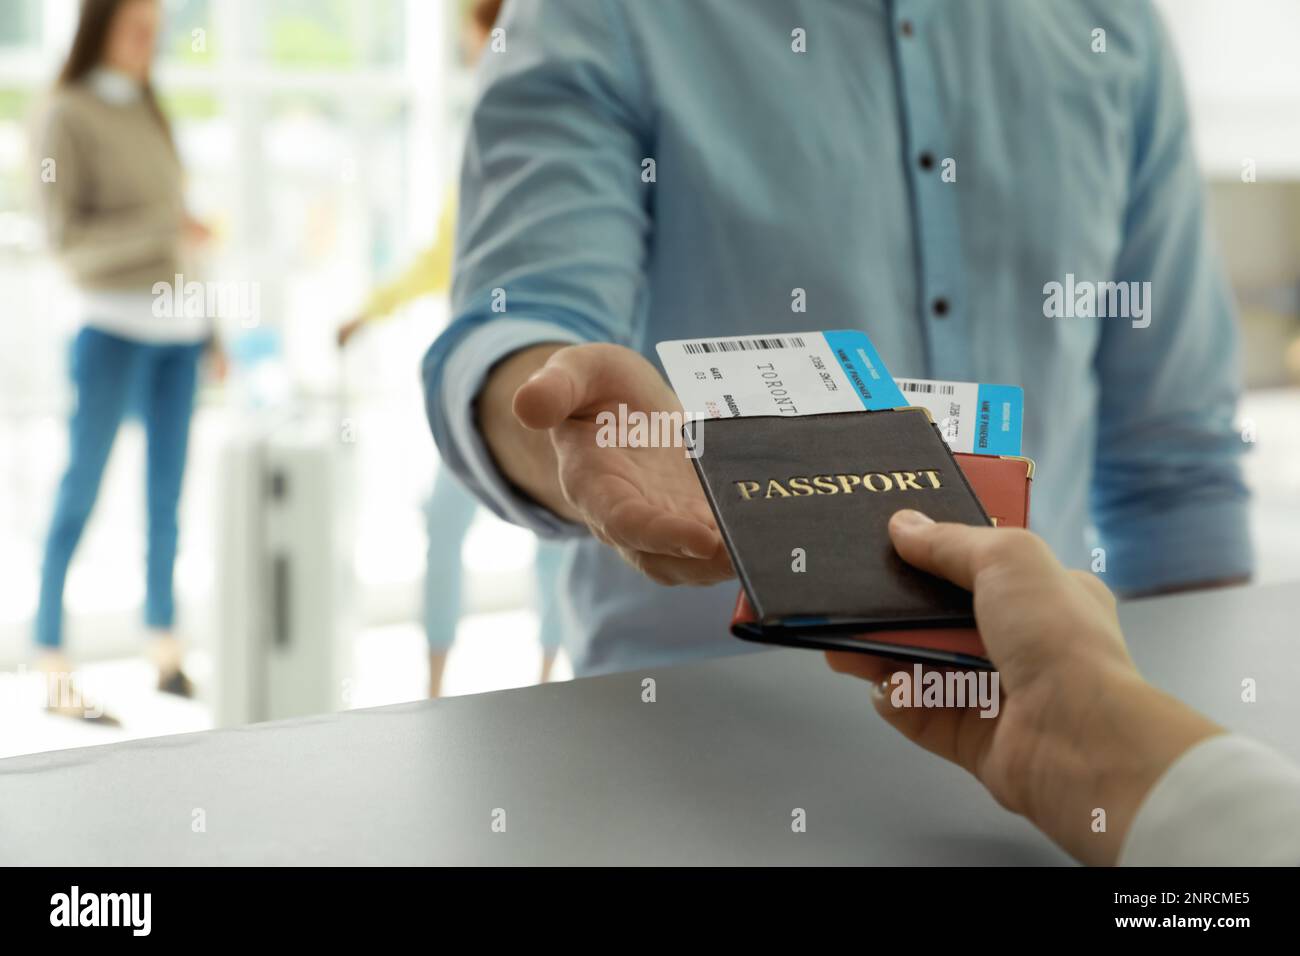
[1120,734,1300,866]
[359,191,458,322]
[421,0,652,537]
[1089,3,1253,594]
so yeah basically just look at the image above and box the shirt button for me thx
[932,297,950,317]
[900,20,914,37]
[918,151,935,171]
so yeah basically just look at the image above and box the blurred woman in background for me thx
[339,0,564,696]
[34,0,214,719]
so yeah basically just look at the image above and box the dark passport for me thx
[685,408,1005,666]
[728,451,1034,667]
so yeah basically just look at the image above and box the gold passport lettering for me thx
[733,470,943,500]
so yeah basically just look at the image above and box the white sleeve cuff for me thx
[1120,733,1300,866]
[441,318,589,538]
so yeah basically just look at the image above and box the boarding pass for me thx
[655,329,1023,455]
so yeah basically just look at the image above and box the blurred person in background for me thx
[32,0,216,719]
[338,0,562,697]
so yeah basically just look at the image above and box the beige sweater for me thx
[36,78,184,292]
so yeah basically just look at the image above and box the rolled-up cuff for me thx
[426,318,589,539]
[1099,495,1253,594]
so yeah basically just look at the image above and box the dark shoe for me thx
[45,701,122,728]
[158,668,195,699]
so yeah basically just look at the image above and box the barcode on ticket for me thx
[901,381,955,396]
[681,336,807,355]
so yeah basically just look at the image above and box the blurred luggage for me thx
[215,412,355,725]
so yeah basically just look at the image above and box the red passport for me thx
[729,452,1034,668]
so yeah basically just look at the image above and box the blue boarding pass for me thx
[894,378,1024,456]
[655,329,1023,455]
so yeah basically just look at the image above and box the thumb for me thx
[512,343,635,431]
[887,509,987,591]
[513,363,581,431]
[888,509,1057,594]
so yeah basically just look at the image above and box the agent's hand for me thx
[492,342,730,585]
[827,511,1222,865]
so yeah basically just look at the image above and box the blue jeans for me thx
[423,467,564,652]
[35,328,203,649]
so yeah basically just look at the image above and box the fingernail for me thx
[891,509,933,529]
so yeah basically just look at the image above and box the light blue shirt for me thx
[423,0,1252,676]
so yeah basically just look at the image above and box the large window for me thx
[0,0,468,669]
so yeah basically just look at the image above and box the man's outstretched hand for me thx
[479,342,732,586]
